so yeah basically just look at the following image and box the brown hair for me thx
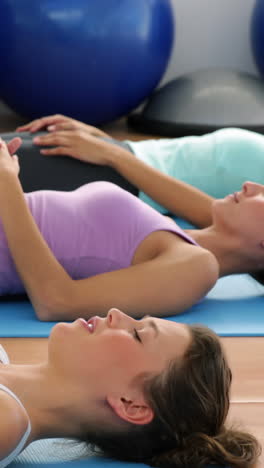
[79,325,261,467]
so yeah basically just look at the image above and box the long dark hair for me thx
[79,325,261,467]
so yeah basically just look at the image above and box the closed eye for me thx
[133,328,142,343]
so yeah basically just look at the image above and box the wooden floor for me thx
[0,100,263,466]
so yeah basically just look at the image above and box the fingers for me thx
[11,154,20,175]
[7,137,22,155]
[16,119,44,132]
[40,146,69,156]
[0,138,8,152]
[16,122,33,132]
[47,122,76,132]
[33,131,72,147]
[0,139,15,159]
[0,139,20,178]
[47,122,108,139]
[16,114,68,133]
[12,154,19,164]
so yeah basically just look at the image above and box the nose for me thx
[106,308,133,329]
[242,181,264,197]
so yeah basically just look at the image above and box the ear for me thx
[107,395,154,425]
[260,240,264,249]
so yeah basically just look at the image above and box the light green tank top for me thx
[126,128,264,213]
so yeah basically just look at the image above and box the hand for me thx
[16,114,87,133]
[7,137,22,156]
[0,139,20,177]
[16,114,109,138]
[32,129,115,165]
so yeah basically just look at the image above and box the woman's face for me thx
[49,309,192,398]
[213,181,264,246]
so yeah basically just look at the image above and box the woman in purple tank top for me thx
[1,135,264,321]
[0,138,216,316]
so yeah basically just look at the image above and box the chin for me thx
[213,195,230,208]
[49,321,72,340]
[48,321,74,359]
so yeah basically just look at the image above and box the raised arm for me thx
[32,128,214,228]
[0,142,73,319]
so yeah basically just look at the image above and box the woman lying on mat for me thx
[2,114,264,200]
[1,138,264,321]
[0,309,261,467]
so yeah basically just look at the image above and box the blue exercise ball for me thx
[251,0,264,76]
[0,0,174,124]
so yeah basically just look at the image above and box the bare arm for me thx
[0,173,74,319]
[105,144,214,228]
[0,392,29,462]
[33,130,214,228]
[51,244,219,321]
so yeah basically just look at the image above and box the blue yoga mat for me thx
[0,272,263,337]
[1,218,264,337]
[11,460,149,468]
[11,459,226,468]
[10,438,227,468]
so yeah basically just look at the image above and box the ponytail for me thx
[150,428,261,468]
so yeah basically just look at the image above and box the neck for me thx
[0,362,94,444]
[187,227,257,277]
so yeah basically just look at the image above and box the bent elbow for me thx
[33,284,74,321]
[35,301,70,322]
[35,305,56,322]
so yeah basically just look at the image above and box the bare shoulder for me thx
[179,244,219,294]
[0,390,29,461]
[193,246,219,287]
[158,243,219,315]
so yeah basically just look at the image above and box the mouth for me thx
[227,192,238,202]
[79,316,98,333]
[233,192,239,203]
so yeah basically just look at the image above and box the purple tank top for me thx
[0,182,197,295]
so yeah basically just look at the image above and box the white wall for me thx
[162,0,259,84]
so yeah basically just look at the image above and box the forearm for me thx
[105,145,214,227]
[0,175,72,318]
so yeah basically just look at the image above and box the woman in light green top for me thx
[127,127,264,213]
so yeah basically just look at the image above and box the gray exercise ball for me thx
[128,68,264,136]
